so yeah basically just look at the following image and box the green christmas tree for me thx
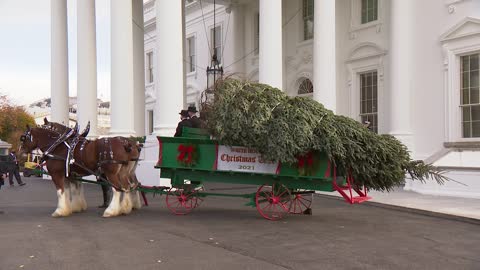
[201,79,448,191]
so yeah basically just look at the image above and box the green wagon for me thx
[150,128,370,221]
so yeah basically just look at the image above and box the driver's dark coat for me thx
[174,119,193,137]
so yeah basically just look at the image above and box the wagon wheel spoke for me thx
[280,202,290,212]
[299,196,312,204]
[291,199,297,213]
[259,190,272,201]
[277,189,288,198]
[194,196,204,208]
[166,187,194,215]
[298,198,311,209]
[289,191,313,214]
[255,184,291,221]
[261,201,273,211]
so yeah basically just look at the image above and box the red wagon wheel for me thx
[289,190,313,214]
[166,186,198,215]
[255,183,292,221]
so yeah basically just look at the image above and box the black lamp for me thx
[206,0,223,91]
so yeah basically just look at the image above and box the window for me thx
[359,71,378,133]
[211,26,222,64]
[146,52,154,84]
[303,0,314,40]
[461,53,480,138]
[148,110,154,134]
[254,13,259,55]
[361,0,378,24]
[297,78,313,95]
[187,36,196,73]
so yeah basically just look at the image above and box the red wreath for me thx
[296,152,316,176]
[177,144,198,167]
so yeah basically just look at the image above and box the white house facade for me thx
[49,0,480,197]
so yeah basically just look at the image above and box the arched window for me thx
[297,78,313,95]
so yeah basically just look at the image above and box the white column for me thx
[313,0,336,113]
[259,0,282,89]
[109,0,136,136]
[390,0,413,150]
[226,4,245,74]
[154,0,185,136]
[77,0,98,137]
[133,0,146,137]
[51,0,69,125]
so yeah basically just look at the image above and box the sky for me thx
[0,0,111,106]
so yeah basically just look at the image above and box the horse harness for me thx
[36,126,138,191]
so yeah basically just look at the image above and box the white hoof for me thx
[51,209,71,217]
[102,208,119,218]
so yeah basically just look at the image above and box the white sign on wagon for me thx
[216,145,279,174]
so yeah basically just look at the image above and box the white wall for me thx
[142,0,480,196]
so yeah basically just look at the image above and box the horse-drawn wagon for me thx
[147,127,370,221]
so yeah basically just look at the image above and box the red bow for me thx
[297,152,313,168]
[177,144,195,164]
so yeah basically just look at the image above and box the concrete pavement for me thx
[0,177,479,270]
[318,186,480,221]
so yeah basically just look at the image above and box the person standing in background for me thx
[7,151,25,186]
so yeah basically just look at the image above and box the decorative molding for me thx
[444,0,466,4]
[346,42,387,63]
[345,45,385,132]
[441,18,480,142]
[302,51,313,65]
[444,0,468,13]
[144,0,155,13]
[442,45,449,69]
[145,86,155,103]
[286,41,314,73]
[448,5,456,14]
[444,141,480,149]
[440,17,480,42]
[286,56,296,69]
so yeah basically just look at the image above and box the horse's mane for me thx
[43,119,89,138]
[34,124,68,137]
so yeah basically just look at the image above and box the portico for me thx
[48,0,480,198]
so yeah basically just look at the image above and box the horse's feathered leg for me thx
[67,179,81,213]
[50,172,72,217]
[77,181,87,211]
[120,191,133,215]
[51,174,72,217]
[132,190,142,210]
[103,187,122,217]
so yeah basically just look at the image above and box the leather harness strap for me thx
[39,130,136,192]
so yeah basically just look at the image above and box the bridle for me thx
[20,128,65,153]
